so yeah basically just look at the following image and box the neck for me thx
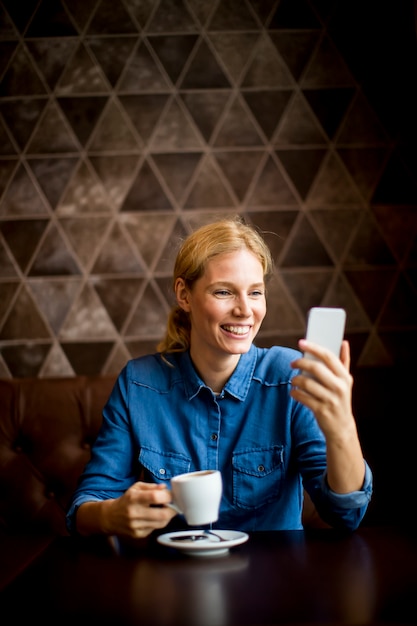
[189,349,240,392]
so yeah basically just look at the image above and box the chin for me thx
[226,340,253,354]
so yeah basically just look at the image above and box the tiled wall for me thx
[0,0,416,378]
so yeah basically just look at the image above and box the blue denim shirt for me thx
[66,345,372,533]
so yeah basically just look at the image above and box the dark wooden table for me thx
[1,526,416,625]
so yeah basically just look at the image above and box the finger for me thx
[293,345,345,379]
[290,386,328,419]
[291,371,331,402]
[298,339,341,366]
[128,483,172,508]
[290,381,344,425]
[340,340,351,370]
[137,503,176,523]
[291,358,336,386]
[131,481,167,492]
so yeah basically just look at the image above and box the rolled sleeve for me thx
[322,460,373,509]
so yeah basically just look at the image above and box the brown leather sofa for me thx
[0,374,325,591]
[0,375,116,590]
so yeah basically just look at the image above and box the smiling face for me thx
[175,248,267,365]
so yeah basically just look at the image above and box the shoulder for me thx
[252,344,302,384]
[120,352,183,392]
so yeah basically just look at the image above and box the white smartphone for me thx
[304,307,346,361]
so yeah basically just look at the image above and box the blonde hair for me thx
[157,215,273,354]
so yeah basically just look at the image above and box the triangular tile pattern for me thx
[85,36,137,87]
[0,244,18,278]
[56,42,110,94]
[148,34,199,85]
[56,159,113,215]
[89,154,140,209]
[118,43,172,92]
[26,39,78,90]
[0,98,46,149]
[27,157,79,209]
[28,278,82,334]
[39,341,75,377]
[59,216,111,269]
[92,276,145,331]
[0,219,49,271]
[154,218,189,274]
[59,282,118,340]
[0,0,416,377]
[1,284,51,340]
[0,164,50,216]
[0,116,16,155]
[28,223,82,276]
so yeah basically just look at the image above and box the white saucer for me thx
[157,530,249,557]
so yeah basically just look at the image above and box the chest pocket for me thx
[232,445,284,509]
[139,447,191,483]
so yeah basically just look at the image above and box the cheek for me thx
[194,302,221,323]
[256,299,267,316]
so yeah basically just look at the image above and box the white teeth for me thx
[222,325,249,335]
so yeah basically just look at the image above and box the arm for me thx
[290,339,365,494]
[67,364,178,539]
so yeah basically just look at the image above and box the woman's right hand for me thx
[76,482,177,539]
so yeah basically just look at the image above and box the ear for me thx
[175,277,191,312]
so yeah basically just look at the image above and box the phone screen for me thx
[305,307,346,358]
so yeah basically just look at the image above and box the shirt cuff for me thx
[321,460,373,508]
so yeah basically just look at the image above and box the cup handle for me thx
[167,502,182,514]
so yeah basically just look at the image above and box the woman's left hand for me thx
[290,339,365,493]
[290,339,355,438]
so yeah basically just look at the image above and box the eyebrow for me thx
[210,281,265,289]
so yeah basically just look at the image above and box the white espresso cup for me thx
[170,469,222,526]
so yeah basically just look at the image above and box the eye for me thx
[250,289,264,297]
[214,289,232,297]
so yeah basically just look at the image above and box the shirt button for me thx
[159,468,166,475]
[258,465,265,472]
[210,433,218,441]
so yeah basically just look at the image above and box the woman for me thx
[66,216,372,538]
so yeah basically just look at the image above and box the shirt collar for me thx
[178,345,257,402]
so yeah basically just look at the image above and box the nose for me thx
[233,295,251,317]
